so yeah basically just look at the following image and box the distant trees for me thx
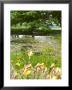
[11,11,61,34]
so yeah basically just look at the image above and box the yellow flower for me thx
[23,69,31,76]
[45,67,47,72]
[28,50,33,57]
[46,74,51,79]
[51,76,57,80]
[25,64,32,69]
[27,50,33,59]
[35,63,45,72]
[50,63,55,69]
[36,67,41,72]
[54,67,61,78]
[55,67,61,74]
[50,66,61,79]
[35,63,44,67]
[23,64,32,76]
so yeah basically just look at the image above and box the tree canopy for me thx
[11,11,61,34]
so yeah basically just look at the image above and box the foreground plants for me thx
[10,34,61,79]
[11,63,61,79]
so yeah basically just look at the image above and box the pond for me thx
[11,34,61,52]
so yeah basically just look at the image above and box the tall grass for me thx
[10,34,61,79]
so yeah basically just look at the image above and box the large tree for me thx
[11,11,61,34]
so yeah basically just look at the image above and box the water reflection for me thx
[11,35,52,40]
[11,34,60,56]
[11,35,53,44]
[19,35,23,38]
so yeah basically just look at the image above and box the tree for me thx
[11,11,61,34]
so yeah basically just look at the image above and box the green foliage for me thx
[11,11,61,34]
[11,11,61,25]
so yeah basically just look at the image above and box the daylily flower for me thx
[23,69,31,76]
[54,67,61,79]
[35,63,44,68]
[24,64,32,69]
[50,63,55,69]
[35,63,45,72]
[27,50,33,59]
[51,76,57,80]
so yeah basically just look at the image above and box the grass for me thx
[10,34,61,79]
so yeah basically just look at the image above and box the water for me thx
[11,35,53,43]
[11,35,58,47]
[11,34,61,55]
[35,36,53,43]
